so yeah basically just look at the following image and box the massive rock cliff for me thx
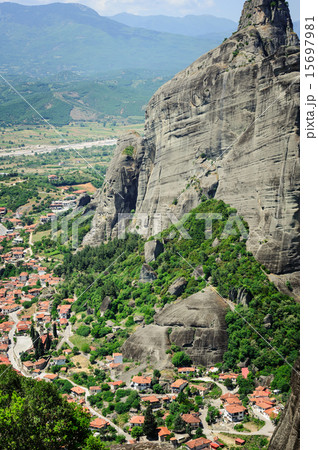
[84,0,300,277]
[121,288,228,368]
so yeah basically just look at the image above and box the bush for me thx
[76,325,90,337]
[171,351,192,368]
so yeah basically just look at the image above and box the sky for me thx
[0,0,300,21]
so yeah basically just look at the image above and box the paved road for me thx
[56,324,74,351]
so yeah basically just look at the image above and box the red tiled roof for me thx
[130,415,144,425]
[241,367,249,379]
[90,418,109,429]
[224,404,246,414]
[178,367,196,372]
[158,427,171,437]
[171,379,188,388]
[141,395,160,403]
[132,376,151,384]
[186,438,212,449]
[71,386,85,395]
[182,414,201,424]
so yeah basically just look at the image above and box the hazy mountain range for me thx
[109,12,237,38]
[0,2,236,77]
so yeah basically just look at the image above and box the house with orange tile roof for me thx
[44,373,59,382]
[158,426,172,442]
[141,395,161,409]
[178,367,196,375]
[0,343,9,353]
[131,376,152,391]
[90,417,109,430]
[181,414,202,428]
[23,361,34,371]
[186,437,212,450]
[19,272,29,282]
[89,386,102,394]
[171,379,188,394]
[129,415,145,427]
[190,384,208,398]
[0,355,11,365]
[108,380,124,392]
[57,304,71,319]
[223,404,246,422]
[71,386,86,396]
[220,393,240,403]
[218,373,239,383]
[34,358,48,370]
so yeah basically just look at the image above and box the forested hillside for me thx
[54,199,299,392]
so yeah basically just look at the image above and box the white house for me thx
[131,376,152,391]
[224,404,246,422]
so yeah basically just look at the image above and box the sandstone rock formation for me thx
[139,264,157,283]
[83,131,144,244]
[167,277,187,296]
[269,358,300,450]
[85,0,299,279]
[144,240,164,263]
[121,288,228,367]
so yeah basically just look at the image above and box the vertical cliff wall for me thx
[84,0,300,277]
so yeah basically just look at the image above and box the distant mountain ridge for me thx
[110,12,237,37]
[0,2,231,77]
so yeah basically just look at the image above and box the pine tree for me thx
[143,406,158,440]
[53,322,58,339]
[32,331,39,349]
[45,332,51,352]
[30,324,35,341]
[36,337,44,359]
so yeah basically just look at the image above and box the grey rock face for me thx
[86,0,299,277]
[229,287,253,307]
[100,296,112,316]
[263,313,273,329]
[144,240,164,263]
[77,193,91,209]
[139,263,157,283]
[122,288,228,367]
[167,277,187,296]
[191,265,205,280]
[83,131,144,245]
[269,358,300,450]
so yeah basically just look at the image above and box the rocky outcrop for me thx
[167,277,187,296]
[86,0,299,277]
[269,358,300,450]
[83,131,144,245]
[122,288,228,367]
[77,193,91,209]
[100,296,112,316]
[229,287,253,307]
[144,240,164,263]
[139,264,157,283]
